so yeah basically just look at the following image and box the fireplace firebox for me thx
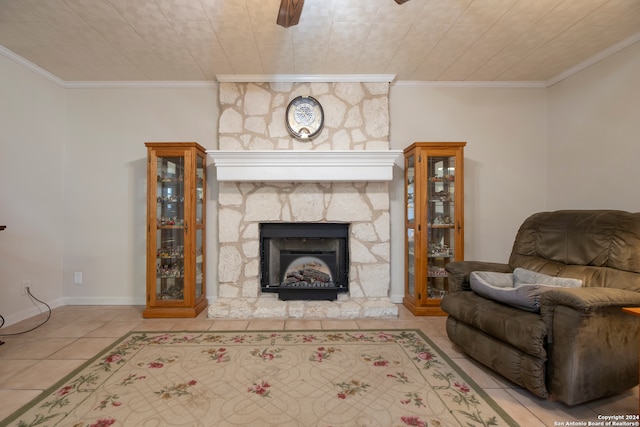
[260,223,349,301]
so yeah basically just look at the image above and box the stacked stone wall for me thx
[211,81,396,318]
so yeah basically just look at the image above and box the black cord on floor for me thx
[0,287,52,343]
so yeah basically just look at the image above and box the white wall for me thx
[1,40,638,324]
[546,42,640,211]
[0,56,66,324]
[62,86,219,306]
[387,85,547,300]
[60,83,549,308]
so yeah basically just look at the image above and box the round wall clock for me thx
[285,95,324,140]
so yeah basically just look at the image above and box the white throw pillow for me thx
[513,268,582,289]
[469,269,582,312]
[470,271,538,312]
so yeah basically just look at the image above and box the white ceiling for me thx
[0,0,639,84]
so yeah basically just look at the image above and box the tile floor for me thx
[0,305,637,425]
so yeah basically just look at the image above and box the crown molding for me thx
[3,32,638,89]
[215,74,397,83]
[0,46,218,89]
[545,31,640,87]
[392,80,546,88]
[63,81,216,89]
[0,45,65,87]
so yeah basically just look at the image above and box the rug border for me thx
[0,332,135,427]
[0,328,520,427]
[409,328,520,427]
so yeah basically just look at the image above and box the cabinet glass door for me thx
[195,154,205,300]
[405,153,416,301]
[196,155,204,225]
[426,154,457,299]
[155,156,185,302]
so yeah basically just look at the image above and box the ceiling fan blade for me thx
[277,0,305,28]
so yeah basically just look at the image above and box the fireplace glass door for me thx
[260,223,349,301]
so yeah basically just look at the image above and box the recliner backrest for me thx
[508,210,640,290]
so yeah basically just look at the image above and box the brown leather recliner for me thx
[441,210,640,405]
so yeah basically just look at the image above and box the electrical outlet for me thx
[74,272,83,285]
[20,280,30,295]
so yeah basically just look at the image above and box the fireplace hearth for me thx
[260,223,349,301]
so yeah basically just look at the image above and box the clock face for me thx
[285,96,324,140]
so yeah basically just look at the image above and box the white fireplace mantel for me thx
[207,150,402,182]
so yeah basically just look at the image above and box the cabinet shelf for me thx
[404,142,465,316]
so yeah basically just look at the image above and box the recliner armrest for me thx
[540,287,640,343]
[540,287,640,311]
[445,261,512,292]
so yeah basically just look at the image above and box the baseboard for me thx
[63,296,219,306]
[2,294,400,328]
[389,293,403,304]
[1,298,64,328]
[62,296,146,306]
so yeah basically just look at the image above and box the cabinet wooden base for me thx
[402,298,446,316]
[143,299,208,318]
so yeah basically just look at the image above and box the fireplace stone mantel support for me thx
[207,150,402,182]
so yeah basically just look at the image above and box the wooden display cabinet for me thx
[144,142,207,318]
[404,142,465,315]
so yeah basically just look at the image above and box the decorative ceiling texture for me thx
[0,0,638,83]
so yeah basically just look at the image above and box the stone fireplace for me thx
[207,78,400,318]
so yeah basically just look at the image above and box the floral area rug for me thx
[2,329,518,427]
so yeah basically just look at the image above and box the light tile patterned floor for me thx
[0,305,637,425]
